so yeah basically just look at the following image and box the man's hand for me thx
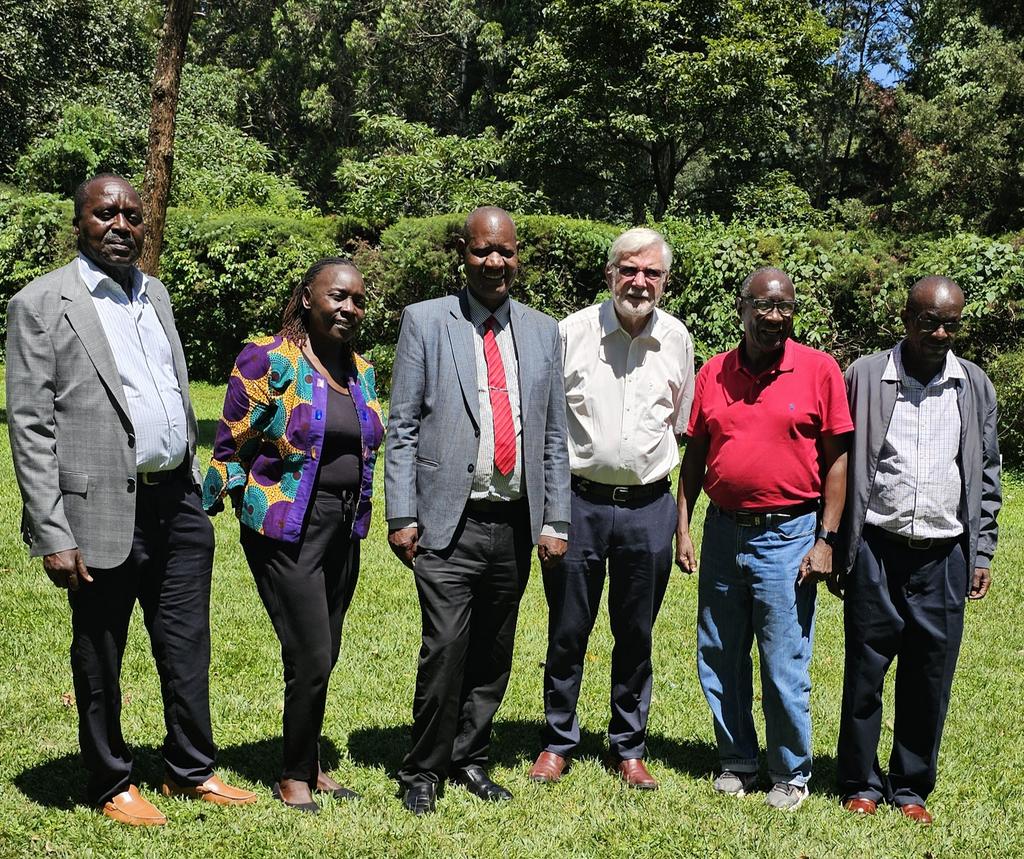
[969,567,991,600]
[43,549,92,591]
[388,527,419,570]
[537,536,567,571]
[798,539,832,585]
[675,529,697,574]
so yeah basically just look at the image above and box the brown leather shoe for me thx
[161,773,258,806]
[101,785,168,826]
[899,803,933,824]
[843,797,878,815]
[528,751,567,783]
[614,758,658,790]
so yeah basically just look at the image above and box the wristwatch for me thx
[816,526,838,547]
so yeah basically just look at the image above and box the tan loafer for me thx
[614,758,659,790]
[528,751,568,783]
[101,785,168,826]
[899,803,933,825]
[161,773,258,806]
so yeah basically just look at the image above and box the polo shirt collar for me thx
[729,336,795,378]
[886,340,965,387]
[466,289,511,330]
[598,299,661,342]
[77,252,147,300]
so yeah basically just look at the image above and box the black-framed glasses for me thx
[742,298,798,317]
[915,314,963,333]
[616,264,666,282]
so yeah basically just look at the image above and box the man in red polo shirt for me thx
[676,267,851,811]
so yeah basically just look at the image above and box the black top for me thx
[318,385,362,493]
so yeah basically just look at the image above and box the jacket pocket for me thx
[58,470,89,496]
[416,456,439,468]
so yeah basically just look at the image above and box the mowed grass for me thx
[0,373,1022,858]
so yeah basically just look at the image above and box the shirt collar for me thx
[598,299,662,342]
[727,336,795,378]
[466,289,511,330]
[887,340,965,386]
[77,252,147,300]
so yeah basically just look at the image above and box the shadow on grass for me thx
[197,419,219,449]
[13,736,344,809]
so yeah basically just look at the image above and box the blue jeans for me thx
[696,506,817,786]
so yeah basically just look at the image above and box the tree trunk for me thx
[140,0,196,276]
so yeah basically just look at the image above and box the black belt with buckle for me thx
[867,525,960,551]
[138,463,184,486]
[711,500,819,528]
[571,476,670,504]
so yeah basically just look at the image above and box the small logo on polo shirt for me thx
[789,403,795,411]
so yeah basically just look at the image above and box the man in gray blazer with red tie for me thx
[385,206,571,815]
[5,174,255,825]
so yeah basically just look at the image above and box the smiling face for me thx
[738,270,795,361]
[902,279,964,374]
[608,243,667,321]
[74,178,146,276]
[302,264,366,346]
[459,209,518,310]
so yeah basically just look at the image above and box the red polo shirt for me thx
[686,339,853,510]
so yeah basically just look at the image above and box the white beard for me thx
[613,290,657,319]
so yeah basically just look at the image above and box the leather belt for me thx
[866,525,960,551]
[139,463,185,485]
[572,476,670,504]
[711,500,819,528]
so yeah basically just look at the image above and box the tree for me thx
[501,0,835,221]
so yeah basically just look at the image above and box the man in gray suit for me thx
[6,174,255,825]
[385,206,571,815]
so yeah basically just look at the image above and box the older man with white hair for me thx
[529,228,694,789]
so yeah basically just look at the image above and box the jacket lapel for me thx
[60,262,132,421]
[447,293,480,428]
[510,300,535,411]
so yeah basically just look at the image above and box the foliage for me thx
[989,349,1024,466]
[334,114,544,227]
[731,171,823,229]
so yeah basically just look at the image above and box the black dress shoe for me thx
[315,785,360,800]
[271,782,320,814]
[451,765,513,802]
[403,783,437,816]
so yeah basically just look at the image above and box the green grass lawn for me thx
[1,376,1022,858]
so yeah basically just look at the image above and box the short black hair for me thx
[73,173,130,221]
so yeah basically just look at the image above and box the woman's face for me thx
[302,264,366,345]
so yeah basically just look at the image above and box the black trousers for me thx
[240,490,359,785]
[68,474,216,806]
[398,501,532,788]
[837,525,968,806]
[540,487,675,760]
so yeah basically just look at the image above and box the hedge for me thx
[2,190,1022,461]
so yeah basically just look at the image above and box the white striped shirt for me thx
[865,342,964,539]
[77,253,187,473]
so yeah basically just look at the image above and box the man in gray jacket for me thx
[835,276,1001,825]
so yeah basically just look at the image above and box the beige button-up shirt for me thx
[560,301,694,485]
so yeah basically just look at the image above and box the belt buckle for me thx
[612,486,630,502]
[139,472,158,486]
[908,535,933,550]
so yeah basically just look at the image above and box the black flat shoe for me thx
[402,782,437,816]
[451,765,513,802]
[272,782,320,814]
[314,785,360,800]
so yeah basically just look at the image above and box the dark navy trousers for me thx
[540,486,677,760]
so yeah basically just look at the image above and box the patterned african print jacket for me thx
[203,335,386,542]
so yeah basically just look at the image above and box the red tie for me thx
[483,316,516,476]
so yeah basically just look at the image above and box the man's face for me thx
[608,244,667,321]
[461,213,518,309]
[74,178,146,273]
[738,274,795,355]
[902,286,964,367]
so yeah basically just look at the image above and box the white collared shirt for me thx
[77,253,187,472]
[865,341,965,538]
[559,300,694,485]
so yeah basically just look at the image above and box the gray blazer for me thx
[5,260,200,569]
[384,290,571,551]
[838,348,1001,580]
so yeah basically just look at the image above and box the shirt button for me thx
[127,478,136,493]
[468,464,475,473]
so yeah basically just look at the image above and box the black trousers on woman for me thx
[240,490,359,784]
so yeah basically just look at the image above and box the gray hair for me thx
[607,227,672,272]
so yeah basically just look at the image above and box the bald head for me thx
[740,267,793,298]
[464,206,516,241]
[906,276,964,315]
[459,206,519,311]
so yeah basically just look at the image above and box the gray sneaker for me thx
[713,771,758,796]
[764,781,809,811]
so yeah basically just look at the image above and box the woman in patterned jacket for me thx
[204,257,385,813]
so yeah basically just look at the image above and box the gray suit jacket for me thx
[384,290,571,551]
[838,348,1001,581]
[5,260,200,569]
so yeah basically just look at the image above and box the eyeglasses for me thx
[742,298,798,317]
[915,314,963,333]
[616,264,666,282]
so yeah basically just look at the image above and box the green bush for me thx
[989,349,1024,466]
